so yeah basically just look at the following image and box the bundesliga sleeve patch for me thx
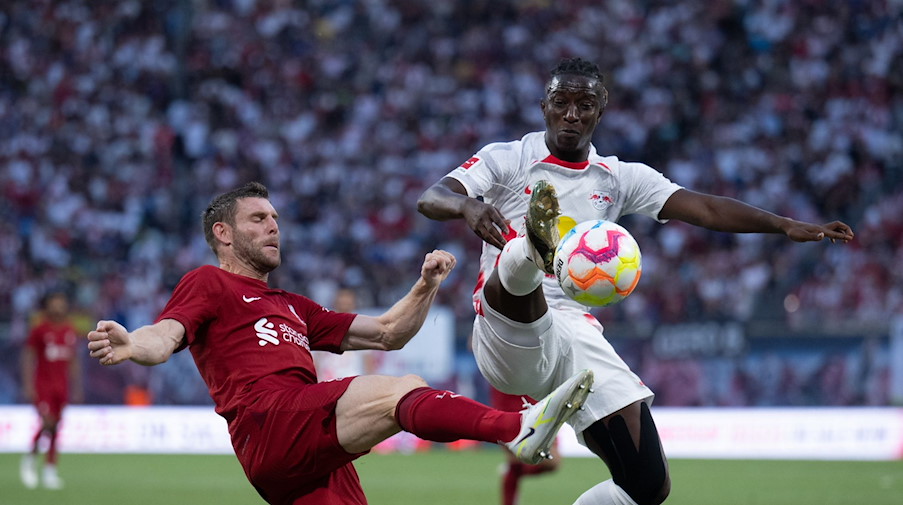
[459,156,480,169]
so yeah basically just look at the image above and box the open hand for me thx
[462,198,510,250]
[786,220,854,243]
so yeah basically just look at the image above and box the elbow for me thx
[383,338,407,352]
[133,355,169,367]
[416,194,432,218]
[380,329,413,351]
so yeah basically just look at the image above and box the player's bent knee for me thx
[615,402,668,505]
[394,374,428,395]
[383,374,429,411]
[585,402,669,505]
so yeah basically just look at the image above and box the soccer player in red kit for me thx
[20,291,83,490]
[86,182,594,505]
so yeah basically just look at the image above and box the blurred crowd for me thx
[1,0,900,405]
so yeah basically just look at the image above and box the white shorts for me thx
[471,296,653,438]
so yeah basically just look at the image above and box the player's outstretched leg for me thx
[525,180,561,275]
[505,369,594,464]
[485,179,560,322]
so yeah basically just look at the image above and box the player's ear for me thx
[596,86,608,123]
[212,222,232,247]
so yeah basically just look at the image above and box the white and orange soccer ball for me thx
[553,219,642,307]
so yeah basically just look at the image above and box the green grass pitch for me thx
[1,450,901,504]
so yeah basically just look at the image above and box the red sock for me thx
[502,460,556,505]
[31,428,43,453]
[502,463,524,505]
[395,387,520,444]
[521,463,555,476]
[46,430,58,465]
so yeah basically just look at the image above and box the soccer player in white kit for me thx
[418,57,854,505]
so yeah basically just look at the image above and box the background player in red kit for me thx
[86,182,593,505]
[20,291,83,490]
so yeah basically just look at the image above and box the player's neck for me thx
[219,259,269,283]
[545,144,590,164]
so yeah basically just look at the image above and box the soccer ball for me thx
[553,220,642,307]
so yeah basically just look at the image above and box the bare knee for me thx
[655,475,671,504]
[483,271,548,323]
[394,374,428,396]
[388,375,430,413]
[584,401,670,505]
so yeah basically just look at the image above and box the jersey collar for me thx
[540,154,590,170]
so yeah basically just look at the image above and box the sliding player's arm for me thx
[341,250,456,352]
[87,319,185,366]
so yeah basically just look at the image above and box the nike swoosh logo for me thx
[243,296,262,303]
[514,427,535,446]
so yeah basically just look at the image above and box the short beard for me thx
[232,229,280,273]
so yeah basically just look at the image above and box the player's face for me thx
[541,74,605,161]
[231,197,281,273]
[45,294,68,320]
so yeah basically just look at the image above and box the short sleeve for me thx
[155,267,220,351]
[444,143,515,199]
[618,161,683,223]
[25,324,41,350]
[288,294,356,353]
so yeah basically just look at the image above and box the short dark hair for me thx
[547,57,608,110]
[202,181,269,254]
[550,57,604,82]
[41,290,68,309]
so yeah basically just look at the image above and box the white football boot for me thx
[20,453,38,489]
[42,464,64,490]
[505,369,594,464]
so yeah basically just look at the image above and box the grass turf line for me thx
[1,451,901,505]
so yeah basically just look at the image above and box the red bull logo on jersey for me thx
[589,190,613,211]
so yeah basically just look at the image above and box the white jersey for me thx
[446,131,683,311]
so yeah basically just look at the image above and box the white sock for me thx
[573,480,638,505]
[498,237,544,296]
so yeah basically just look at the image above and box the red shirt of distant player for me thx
[26,318,78,407]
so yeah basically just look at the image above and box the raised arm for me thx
[87,319,185,366]
[659,189,855,243]
[341,250,456,352]
[417,177,510,250]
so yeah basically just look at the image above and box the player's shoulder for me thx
[479,131,543,157]
[589,151,660,176]
[175,264,228,291]
[184,264,221,280]
[27,319,51,335]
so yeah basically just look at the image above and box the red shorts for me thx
[35,388,67,419]
[229,375,368,505]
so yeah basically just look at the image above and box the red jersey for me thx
[26,319,79,396]
[156,265,356,422]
